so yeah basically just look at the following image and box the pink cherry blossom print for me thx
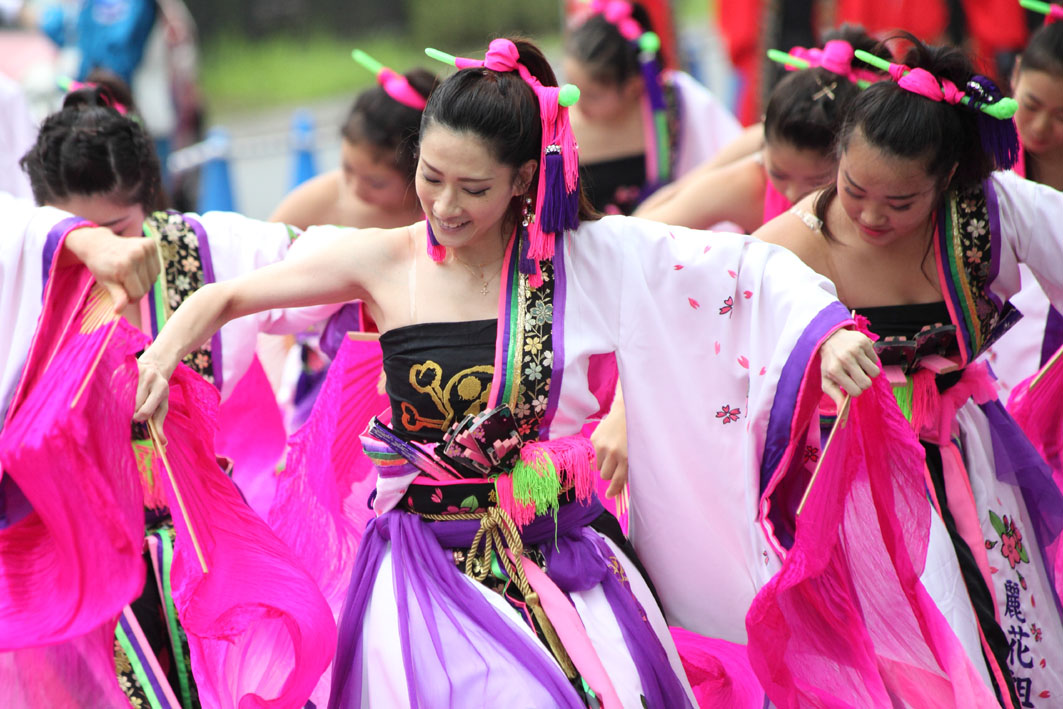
[715,404,741,424]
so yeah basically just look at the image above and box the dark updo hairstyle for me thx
[763,68,861,153]
[21,85,163,212]
[420,38,597,229]
[342,68,439,183]
[764,25,886,153]
[564,2,657,86]
[821,23,883,58]
[1019,22,1063,78]
[814,34,1002,238]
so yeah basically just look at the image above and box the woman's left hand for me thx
[819,328,880,408]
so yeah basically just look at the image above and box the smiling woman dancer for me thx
[132,37,883,708]
[756,35,1063,707]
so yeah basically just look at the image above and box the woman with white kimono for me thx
[131,37,975,709]
[755,35,1063,708]
[3,84,338,708]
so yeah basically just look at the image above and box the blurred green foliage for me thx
[405,0,561,49]
[201,31,420,113]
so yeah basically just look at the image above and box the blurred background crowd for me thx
[0,0,1044,220]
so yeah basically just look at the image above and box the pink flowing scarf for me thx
[1,260,337,707]
[0,263,147,706]
[747,375,999,707]
[154,354,338,709]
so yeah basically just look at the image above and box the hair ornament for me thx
[1020,0,1063,25]
[351,49,428,110]
[57,77,129,115]
[425,39,581,286]
[854,49,1019,168]
[577,1,671,188]
[854,49,1017,119]
[768,41,877,88]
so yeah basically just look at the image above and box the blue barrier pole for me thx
[290,109,317,190]
[196,128,235,213]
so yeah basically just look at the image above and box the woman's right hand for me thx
[133,354,171,441]
[591,399,629,499]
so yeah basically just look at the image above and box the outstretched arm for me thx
[633,155,765,232]
[134,225,402,428]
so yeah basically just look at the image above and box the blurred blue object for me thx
[196,127,235,213]
[290,108,317,190]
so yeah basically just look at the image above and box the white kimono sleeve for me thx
[0,197,79,420]
[982,172,1063,394]
[559,216,850,642]
[190,212,346,400]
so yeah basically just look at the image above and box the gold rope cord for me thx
[419,507,578,678]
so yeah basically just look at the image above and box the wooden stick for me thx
[1031,343,1063,391]
[797,395,851,516]
[147,420,209,573]
[70,319,120,409]
[347,331,381,342]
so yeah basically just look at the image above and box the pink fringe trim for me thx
[494,474,537,528]
[495,436,598,528]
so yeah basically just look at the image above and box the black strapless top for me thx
[580,154,646,215]
[380,319,497,444]
[853,301,960,375]
[853,301,951,340]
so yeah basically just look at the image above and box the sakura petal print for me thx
[743,290,753,299]
[737,355,749,369]
[719,296,734,316]
[714,341,721,355]
[674,264,684,270]
[688,297,700,310]
[715,404,741,424]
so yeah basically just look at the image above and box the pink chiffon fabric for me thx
[747,375,999,708]
[0,264,147,705]
[1,261,337,708]
[669,628,763,708]
[158,358,337,709]
[217,355,288,519]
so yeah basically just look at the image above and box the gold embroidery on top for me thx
[401,361,494,432]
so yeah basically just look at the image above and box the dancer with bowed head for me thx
[5,83,337,708]
[635,25,884,232]
[755,34,1063,707]
[134,37,881,708]
[271,53,438,230]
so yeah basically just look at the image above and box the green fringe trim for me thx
[892,376,915,423]
[510,452,562,517]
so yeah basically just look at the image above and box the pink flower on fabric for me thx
[716,405,741,423]
[1001,535,1021,568]
[719,296,734,316]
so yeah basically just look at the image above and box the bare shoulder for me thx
[752,192,830,272]
[269,170,342,228]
